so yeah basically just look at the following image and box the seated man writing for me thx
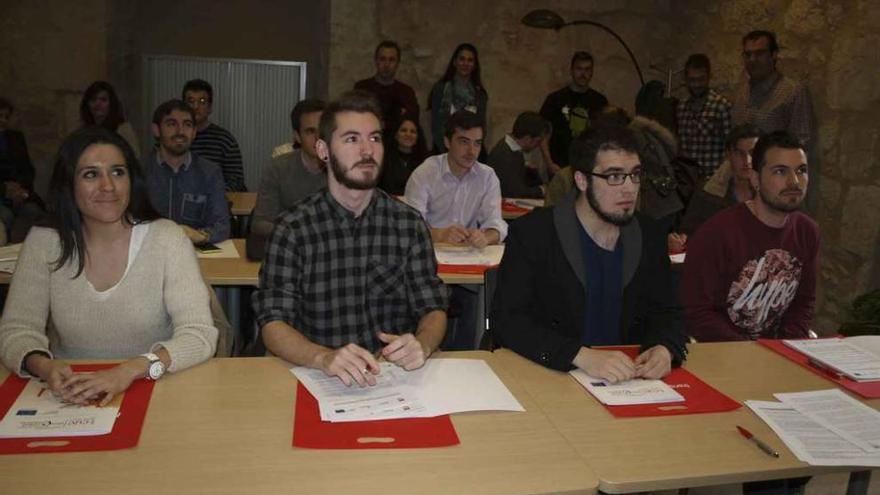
[492,125,687,382]
[253,91,447,386]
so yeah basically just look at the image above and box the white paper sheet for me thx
[774,389,880,452]
[0,243,22,262]
[434,245,504,266]
[784,338,880,381]
[569,369,684,405]
[0,378,120,438]
[292,358,523,422]
[195,239,240,259]
[746,400,880,467]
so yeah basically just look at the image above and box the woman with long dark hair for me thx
[0,126,217,405]
[428,43,488,153]
[379,115,429,196]
[79,80,140,153]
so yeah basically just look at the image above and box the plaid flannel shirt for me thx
[731,72,814,149]
[677,89,732,177]
[253,189,447,352]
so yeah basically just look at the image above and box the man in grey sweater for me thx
[247,99,326,259]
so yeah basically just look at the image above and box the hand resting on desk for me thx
[572,345,672,383]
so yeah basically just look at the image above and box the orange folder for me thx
[0,363,154,455]
[292,383,460,449]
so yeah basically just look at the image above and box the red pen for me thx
[737,425,779,458]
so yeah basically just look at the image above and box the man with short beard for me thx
[681,131,819,342]
[253,91,447,387]
[143,99,230,244]
[492,126,687,383]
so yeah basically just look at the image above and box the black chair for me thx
[479,266,499,350]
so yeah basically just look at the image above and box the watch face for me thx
[148,361,165,380]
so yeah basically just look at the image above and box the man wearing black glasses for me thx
[732,31,813,149]
[491,125,687,382]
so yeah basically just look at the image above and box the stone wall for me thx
[0,0,110,199]
[330,0,880,330]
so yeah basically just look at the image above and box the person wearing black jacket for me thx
[0,98,45,243]
[492,125,686,381]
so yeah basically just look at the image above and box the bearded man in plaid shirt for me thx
[676,54,732,179]
[253,91,448,387]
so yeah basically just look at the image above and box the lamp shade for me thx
[521,9,566,30]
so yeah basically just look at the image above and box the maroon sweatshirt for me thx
[681,202,819,341]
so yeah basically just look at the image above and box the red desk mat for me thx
[438,264,495,275]
[0,363,154,455]
[758,338,880,399]
[590,347,741,418]
[293,383,459,449]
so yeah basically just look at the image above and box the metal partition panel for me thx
[143,55,306,191]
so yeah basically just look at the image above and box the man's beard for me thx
[329,154,381,190]
[163,135,190,156]
[586,185,634,227]
[758,185,804,213]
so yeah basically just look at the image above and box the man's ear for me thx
[573,170,589,193]
[749,168,759,192]
[443,135,451,150]
[315,139,330,163]
[151,123,160,139]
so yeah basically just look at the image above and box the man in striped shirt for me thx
[182,79,247,191]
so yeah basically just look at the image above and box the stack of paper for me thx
[434,245,504,266]
[784,337,880,382]
[746,389,880,466]
[0,379,121,438]
[569,369,684,405]
[292,359,524,422]
[0,243,22,274]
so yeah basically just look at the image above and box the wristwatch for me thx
[140,353,166,380]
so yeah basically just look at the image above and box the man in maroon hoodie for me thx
[681,130,819,342]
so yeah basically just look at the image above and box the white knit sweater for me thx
[0,219,217,375]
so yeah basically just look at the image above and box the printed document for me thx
[0,378,121,438]
[746,400,880,467]
[292,358,523,422]
[784,338,880,381]
[569,369,684,406]
[434,245,504,266]
[774,389,880,452]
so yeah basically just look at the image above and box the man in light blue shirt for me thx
[405,110,506,248]
[404,110,506,351]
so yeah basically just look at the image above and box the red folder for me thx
[438,264,494,275]
[292,383,459,449]
[758,338,880,399]
[501,201,531,214]
[0,364,154,455]
[590,347,741,418]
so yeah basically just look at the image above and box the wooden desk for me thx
[0,353,598,495]
[226,192,258,216]
[494,342,877,493]
[197,239,484,287]
[199,239,260,286]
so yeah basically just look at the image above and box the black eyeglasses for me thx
[588,170,642,186]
